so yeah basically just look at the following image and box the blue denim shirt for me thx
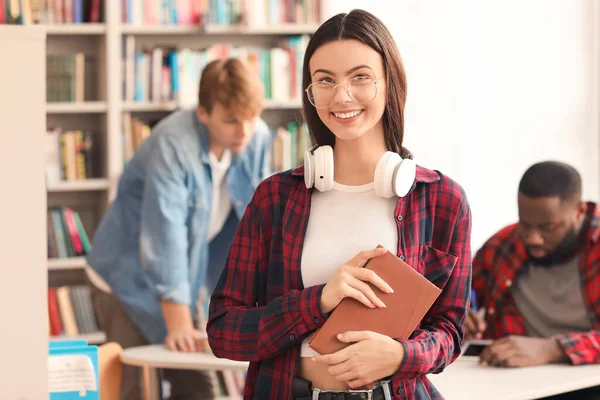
[86,108,273,344]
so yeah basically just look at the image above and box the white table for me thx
[120,344,249,400]
[428,356,600,400]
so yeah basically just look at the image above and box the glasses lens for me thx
[308,82,336,108]
[349,77,377,105]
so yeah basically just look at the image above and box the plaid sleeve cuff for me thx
[299,285,328,330]
[556,333,591,365]
[393,339,420,377]
[283,285,328,333]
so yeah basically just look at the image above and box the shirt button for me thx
[289,334,295,341]
[488,307,495,315]
[236,200,242,207]
[397,387,405,394]
[505,279,512,287]
[313,318,320,324]
[397,215,403,221]
[399,255,405,261]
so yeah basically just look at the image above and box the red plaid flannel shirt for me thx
[207,164,472,399]
[472,201,600,365]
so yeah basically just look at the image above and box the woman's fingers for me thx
[345,275,386,308]
[351,267,393,294]
[348,248,387,268]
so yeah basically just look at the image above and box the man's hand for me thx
[161,300,206,353]
[465,309,487,340]
[165,328,207,353]
[479,335,568,368]
[312,331,404,389]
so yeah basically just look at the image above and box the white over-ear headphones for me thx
[304,145,417,198]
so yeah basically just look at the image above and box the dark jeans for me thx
[88,280,214,400]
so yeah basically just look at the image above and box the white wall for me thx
[323,0,600,250]
[0,26,48,400]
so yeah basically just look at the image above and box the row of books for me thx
[47,207,91,259]
[0,0,104,25]
[122,0,203,26]
[272,121,311,172]
[45,128,98,184]
[122,35,309,106]
[122,0,322,27]
[46,52,86,103]
[122,112,151,163]
[122,111,309,172]
[48,285,100,337]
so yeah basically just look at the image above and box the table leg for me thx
[142,366,160,400]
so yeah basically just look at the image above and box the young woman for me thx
[207,9,472,400]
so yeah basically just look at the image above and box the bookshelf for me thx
[46,178,111,192]
[47,256,88,270]
[44,23,106,35]
[121,23,319,35]
[46,101,108,113]
[5,2,321,388]
[50,331,107,345]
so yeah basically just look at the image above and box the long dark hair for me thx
[302,9,412,159]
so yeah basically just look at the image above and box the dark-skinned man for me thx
[467,161,600,400]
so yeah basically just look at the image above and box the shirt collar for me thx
[583,201,600,244]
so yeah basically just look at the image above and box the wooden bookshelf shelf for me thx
[205,23,318,35]
[46,179,110,192]
[50,331,106,344]
[46,102,108,114]
[122,101,179,112]
[122,99,302,112]
[48,257,87,270]
[45,24,106,35]
[120,23,318,35]
[263,99,303,109]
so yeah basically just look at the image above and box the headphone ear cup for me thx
[314,145,334,192]
[304,148,314,189]
[374,152,401,198]
[392,158,416,197]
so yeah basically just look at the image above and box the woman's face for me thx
[308,39,386,143]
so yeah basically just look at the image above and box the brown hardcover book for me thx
[308,247,442,355]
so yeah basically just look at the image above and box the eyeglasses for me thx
[305,76,383,109]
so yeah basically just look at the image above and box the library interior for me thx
[2,1,600,400]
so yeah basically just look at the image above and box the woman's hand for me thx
[320,248,393,314]
[312,331,405,389]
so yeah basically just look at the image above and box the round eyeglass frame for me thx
[305,76,384,109]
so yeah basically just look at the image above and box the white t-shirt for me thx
[300,181,399,357]
[207,149,232,242]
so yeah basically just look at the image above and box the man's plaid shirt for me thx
[472,202,600,365]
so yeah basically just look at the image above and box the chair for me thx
[98,341,123,399]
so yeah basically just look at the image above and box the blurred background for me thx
[1,0,598,398]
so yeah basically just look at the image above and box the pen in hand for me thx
[468,289,487,339]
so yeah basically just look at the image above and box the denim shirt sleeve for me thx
[139,134,191,305]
